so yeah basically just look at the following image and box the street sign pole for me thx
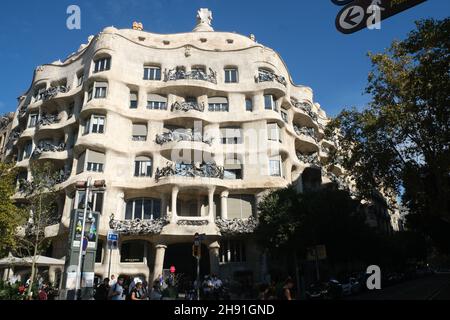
[108,246,112,279]
[74,176,92,300]
[196,256,200,301]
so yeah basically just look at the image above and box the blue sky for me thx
[0,0,448,116]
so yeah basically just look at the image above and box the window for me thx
[134,156,152,177]
[84,115,105,134]
[227,195,254,219]
[281,110,288,123]
[68,103,74,119]
[219,240,246,263]
[143,66,161,80]
[78,150,105,173]
[245,99,253,112]
[223,155,243,180]
[88,82,108,101]
[94,83,107,99]
[132,123,147,141]
[75,190,104,213]
[147,94,167,110]
[125,198,161,220]
[130,92,138,109]
[264,94,277,111]
[21,141,33,160]
[77,72,84,87]
[269,155,282,177]
[208,97,229,112]
[33,87,45,102]
[87,162,104,172]
[224,68,239,83]
[120,241,145,263]
[28,114,39,128]
[220,127,243,144]
[267,123,282,142]
[94,57,111,73]
[95,240,103,263]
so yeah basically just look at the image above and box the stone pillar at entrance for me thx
[220,191,229,220]
[208,242,220,276]
[152,244,167,282]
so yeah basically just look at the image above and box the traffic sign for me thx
[107,230,119,250]
[170,265,176,273]
[336,0,428,34]
[331,0,355,5]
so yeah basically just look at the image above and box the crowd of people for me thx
[92,273,296,301]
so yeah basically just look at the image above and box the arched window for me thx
[125,198,161,220]
[93,56,111,73]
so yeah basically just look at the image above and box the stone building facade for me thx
[4,9,391,286]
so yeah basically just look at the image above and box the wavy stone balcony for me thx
[255,71,287,87]
[155,161,224,181]
[291,99,319,122]
[215,217,258,235]
[171,101,205,113]
[163,68,217,84]
[155,129,213,146]
[109,215,169,235]
[31,141,66,159]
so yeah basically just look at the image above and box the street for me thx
[347,274,450,300]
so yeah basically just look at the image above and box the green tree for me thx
[14,162,59,299]
[0,163,26,256]
[327,18,450,252]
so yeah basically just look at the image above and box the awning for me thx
[0,255,65,267]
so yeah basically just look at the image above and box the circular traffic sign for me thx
[338,5,365,30]
[331,0,354,5]
[170,265,176,273]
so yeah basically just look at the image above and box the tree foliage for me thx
[256,187,428,272]
[12,161,59,298]
[0,163,26,256]
[326,18,450,251]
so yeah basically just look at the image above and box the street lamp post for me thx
[74,176,92,300]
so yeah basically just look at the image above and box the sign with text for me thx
[336,0,428,34]
[72,210,99,250]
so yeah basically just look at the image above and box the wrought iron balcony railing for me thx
[291,99,319,121]
[41,85,70,101]
[155,129,213,145]
[255,71,287,87]
[156,161,224,181]
[37,113,60,127]
[31,141,66,159]
[294,125,317,141]
[164,68,217,84]
[109,214,169,235]
[5,127,22,150]
[171,101,205,112]
[297,152,320,166]
[215,217,258,235]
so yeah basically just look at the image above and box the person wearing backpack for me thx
[108,277,125,300]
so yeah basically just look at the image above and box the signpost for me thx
[107,230,119,279]
[335,0,428,34]
[193,233,205,300]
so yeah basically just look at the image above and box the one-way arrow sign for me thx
[336,0,428,34]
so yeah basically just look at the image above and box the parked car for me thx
[326,279,343,299]
[305,282,328,300]
[341,277,361,296]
